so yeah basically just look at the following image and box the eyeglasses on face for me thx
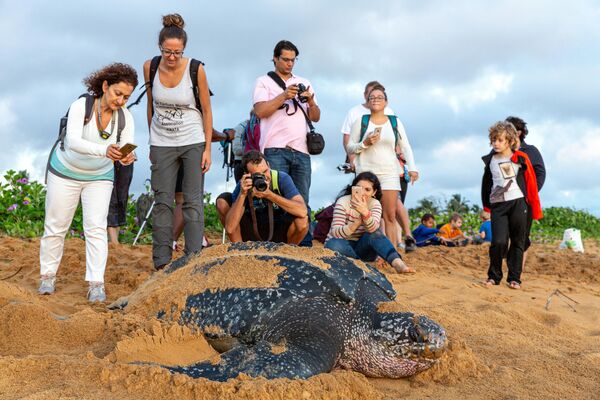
[278,56,297,63]
[160,47,184,58]
[368,96,386,101]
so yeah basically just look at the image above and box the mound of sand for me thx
[0,237,599,399]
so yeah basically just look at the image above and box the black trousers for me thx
[488,197,528,284]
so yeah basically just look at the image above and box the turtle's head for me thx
[346,312,447,378]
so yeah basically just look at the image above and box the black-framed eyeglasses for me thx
[368,96,386,101]
[160,47,184,58]
[279,56,297,63]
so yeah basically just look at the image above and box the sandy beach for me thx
[0,236,599,399]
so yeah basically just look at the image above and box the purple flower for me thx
[17,178,29,184]
[23,197,31,205]
[7,203,18,212]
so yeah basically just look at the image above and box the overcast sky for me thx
[1,0,598,215]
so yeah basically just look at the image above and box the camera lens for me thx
[252,173,268,192]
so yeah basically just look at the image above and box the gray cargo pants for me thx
[150,143,205,268]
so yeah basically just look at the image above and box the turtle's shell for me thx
[123,242,395,335]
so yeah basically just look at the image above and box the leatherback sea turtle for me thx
[112,242,447,381]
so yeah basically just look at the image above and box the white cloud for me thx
[0,97,17,131]
[429,70,514,113]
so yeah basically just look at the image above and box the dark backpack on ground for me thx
[45,93,125,183]
[128,56,213,112]
[359,114,402,148]
[313,204,335,243]
[242,112,261,152]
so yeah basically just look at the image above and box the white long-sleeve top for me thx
[346,116,417,176]
[50,97,134,181]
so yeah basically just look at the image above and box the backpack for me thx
[128,56,213,112]
[313,204,335,243]
[359,114,402,148]
[135,192,154,227]
[45,93,125,183]
[242,112,261,152]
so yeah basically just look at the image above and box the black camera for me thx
[251,173,268,192]
[337,163,353,173]
[296,83,308,103]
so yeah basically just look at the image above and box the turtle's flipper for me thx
[167,340,332,381]
[170,296,347,381]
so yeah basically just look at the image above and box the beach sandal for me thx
[508,281,521,290]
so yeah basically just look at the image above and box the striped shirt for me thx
[326,195,382,241]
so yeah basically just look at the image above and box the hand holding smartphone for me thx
[119,143,137,159]
[351,185,363,201]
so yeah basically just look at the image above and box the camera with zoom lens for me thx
[296,83,308,103]
[251,173,268,192]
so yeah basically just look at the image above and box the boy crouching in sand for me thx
[481,121,543,289]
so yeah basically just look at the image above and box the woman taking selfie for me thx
[325,172,414,273]
[39,63,138,302]
[144,13,213,269]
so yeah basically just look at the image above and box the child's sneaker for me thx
[38,274,56,295]
[87,282,106,302]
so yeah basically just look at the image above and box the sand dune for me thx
[0,237,599,399]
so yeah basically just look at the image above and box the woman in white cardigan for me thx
[346,84,418,250]
[40,63,137,302]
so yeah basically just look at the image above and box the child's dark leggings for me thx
[488,197,528,284]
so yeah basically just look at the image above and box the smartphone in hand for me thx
[351,185,363,201]
[373,127,382,136]
[119,143,137,158]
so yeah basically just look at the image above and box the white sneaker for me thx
[87,282,106,302]
[38,275,56,295]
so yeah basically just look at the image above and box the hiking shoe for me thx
[87,282,106,302]
[404,236,417,253]
[38,274,56,295]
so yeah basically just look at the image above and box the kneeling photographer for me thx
[221,150,309,244]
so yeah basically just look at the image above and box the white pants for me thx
[40,172,113,282]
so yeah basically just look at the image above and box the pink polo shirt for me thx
[252,73,318,154]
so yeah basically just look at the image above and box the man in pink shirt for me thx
[253,40,320,245]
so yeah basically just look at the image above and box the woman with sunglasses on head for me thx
[39,63,138,302]
[325,172,414,273]
[346,85,418,252]
[144,13,213,270]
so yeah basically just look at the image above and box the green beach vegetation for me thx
[2,170,599,244]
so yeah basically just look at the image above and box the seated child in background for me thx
[438,213,470,246]
[472,210,492,244]
[412,213,447,247]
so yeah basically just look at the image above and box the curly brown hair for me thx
[488,121,519,151]
[159,13,187,47]
[82,63,138,97]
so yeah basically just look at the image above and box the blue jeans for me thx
[264,147,312,245]
[325,231,400,264]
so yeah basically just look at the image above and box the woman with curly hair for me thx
[144,13,213,269]
[39,63,138,302]
[325,172,414,273]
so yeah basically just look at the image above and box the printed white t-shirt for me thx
[489,154,524,203]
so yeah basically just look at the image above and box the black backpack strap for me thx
[128,56,161,111]
[189,58,214,115]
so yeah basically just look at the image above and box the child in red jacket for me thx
[481,121,542,289]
